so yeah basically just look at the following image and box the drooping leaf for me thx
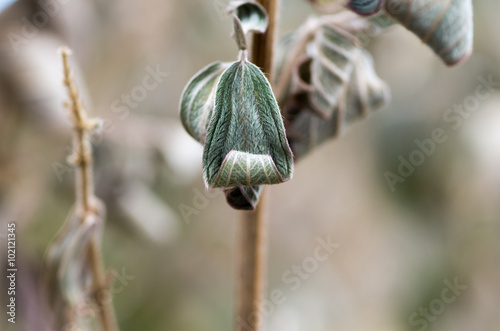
[203,60,293,188]
[384,0,473,66]
[309,24,361,119]
[224,185,263,210]
[348,0,385,16]
[270,14,391,160]
[58,214,97,306]
[288,50,389,159]
[273,12,390,110]
[180,61,231,143]
[228,0,269,35]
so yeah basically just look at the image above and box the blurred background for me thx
[0,0,499,330]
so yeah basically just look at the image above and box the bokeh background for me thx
[1,0,500,330]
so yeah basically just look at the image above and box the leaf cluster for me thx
[179,0,474,210]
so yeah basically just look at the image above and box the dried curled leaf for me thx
[58,213,99,306]
[180,62,230,143]
[44,208,83,312]
[203,60,293,188]
[224,185,263,210]
[288,50,389,159]
[43,199,105,315]
[348,0,385,16]
[384,0,473,66]
[309,24,361,119]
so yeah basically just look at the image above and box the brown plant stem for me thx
[251,0,279,79]
[61,48,118,331]
[237,1,279,330]
[237,189,268,331]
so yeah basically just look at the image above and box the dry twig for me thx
[60,47,118,331]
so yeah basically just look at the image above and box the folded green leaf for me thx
[228,0,269,35]
[224,185,263,210]
[203,60,293,188]
[385,0,473,66]
[180,62,231,143]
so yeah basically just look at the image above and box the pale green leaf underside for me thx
[385,0,473,65]
[203,61,293,188]
[229,1,269,35]
[180,61,230,143]
[213,151,284,187]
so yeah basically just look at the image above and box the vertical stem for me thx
[237,189,267,331]
[88,236,117,331]
[237,1,279,330]
[62,49,93,213]
[61,48,118,331]
[251,0,279,78]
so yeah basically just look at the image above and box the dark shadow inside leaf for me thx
[224,185,263,210]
